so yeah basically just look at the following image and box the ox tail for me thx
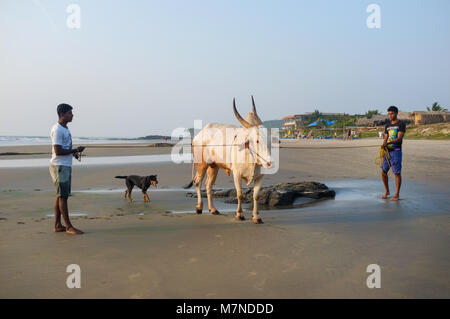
[183,144,195,189]
[115,176,128,179]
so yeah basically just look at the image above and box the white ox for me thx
[184,97,272,224]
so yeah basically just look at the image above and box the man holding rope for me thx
[381,106,406,201]
[49,103,85,234]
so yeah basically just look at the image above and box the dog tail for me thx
[183,180,194,189]
[115,176,128,179]
[182,144,195,189]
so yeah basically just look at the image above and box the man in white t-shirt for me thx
[49,103,85,235]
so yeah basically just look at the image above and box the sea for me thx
[0,136,169,147]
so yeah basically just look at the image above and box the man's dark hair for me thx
[57,103,73,117]
[387,106,399,113]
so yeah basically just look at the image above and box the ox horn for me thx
[233,98,253,128]
[251,95,263,126]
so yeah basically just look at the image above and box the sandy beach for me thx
[0,138,449,298]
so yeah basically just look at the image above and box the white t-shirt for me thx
[50,123,73,166]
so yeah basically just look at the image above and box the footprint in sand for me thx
[253,277,267,291]
[215,235,225,246]
[187,257,198,264]
[254,253,272,259]
[281,262,299,273]
[128,272,141,281]
[12,272,23,279]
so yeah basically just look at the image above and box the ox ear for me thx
[245,141,249,149]
[238,141,249,151]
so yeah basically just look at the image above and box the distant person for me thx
[346,129,351,140]
[378,131,383,139]
[49,104,86,235]
[381,106,406,201]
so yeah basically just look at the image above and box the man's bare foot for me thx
[391,195,400,201]
[66,227,84,235]
[381,192,390,199]
[54,225,66,232]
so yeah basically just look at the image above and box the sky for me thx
[0,0,449,137]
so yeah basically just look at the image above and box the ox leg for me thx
[252,175,264,224]
[194,163,207,214]
[233,173,245,221]
[206,166,220,215]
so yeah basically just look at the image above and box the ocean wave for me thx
[0,136,166,146]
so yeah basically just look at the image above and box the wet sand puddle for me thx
[67,185,327,216]
[34,179,450,221]
[268,179,450,226]
[71,187,239,216]
[0,154,172,168]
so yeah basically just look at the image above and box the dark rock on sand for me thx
[186,182,335,207]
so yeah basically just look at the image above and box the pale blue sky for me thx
[0,0,449,137]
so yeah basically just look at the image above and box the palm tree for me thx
[365,109,379,119]
[427,102,448,112]
[311,109,322,121]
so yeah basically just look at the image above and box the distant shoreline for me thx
[0,135,172,147]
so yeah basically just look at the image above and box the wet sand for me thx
[0,139,449,298]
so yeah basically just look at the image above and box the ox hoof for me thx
[252,218,264,224]
[234,215,245,221]
[196,209,203,215]
[209,210,221,215]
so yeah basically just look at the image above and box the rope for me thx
[74,150,83,162]
[376,146,391,174]
[188,131,268,167]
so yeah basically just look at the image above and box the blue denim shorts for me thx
[382,149,402,174]
[49,165,72,197]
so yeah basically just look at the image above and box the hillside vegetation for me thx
[405,122,450,139]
